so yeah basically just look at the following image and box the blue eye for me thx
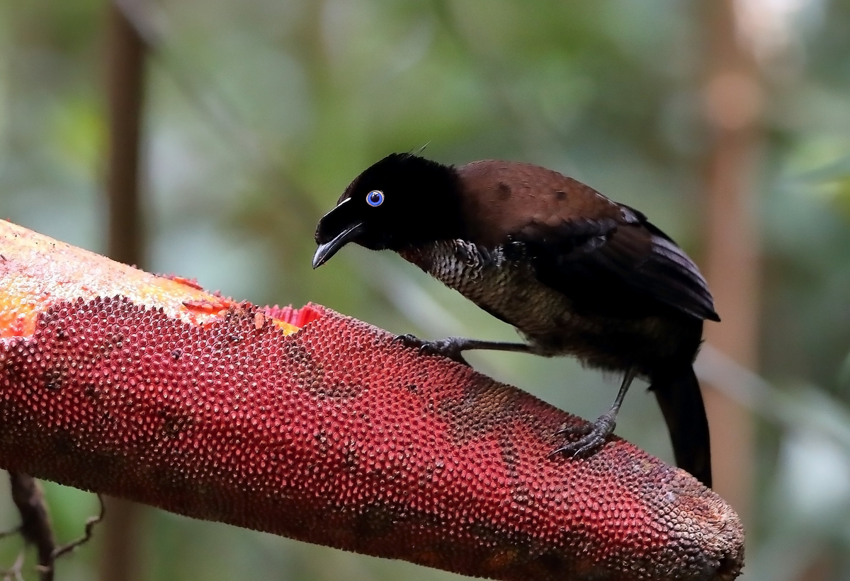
[366,190,384,207]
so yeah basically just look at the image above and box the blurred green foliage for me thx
[1,0,850,579]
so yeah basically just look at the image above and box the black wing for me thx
[513,210,719,321]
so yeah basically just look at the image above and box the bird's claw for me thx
[549,412,617,459]
[394,334,423,348]
[393,334,470,365]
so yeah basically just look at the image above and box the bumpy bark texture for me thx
[0,220,743,580]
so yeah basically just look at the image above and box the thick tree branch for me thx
[0,220,744,581]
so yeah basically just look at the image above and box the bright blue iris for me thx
[366,190,384,207]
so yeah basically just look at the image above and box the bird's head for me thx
[312,153,463,268]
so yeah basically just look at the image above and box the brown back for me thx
[456,160,629,247]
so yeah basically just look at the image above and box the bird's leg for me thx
[551,367,638,459]
[395,334,532,364]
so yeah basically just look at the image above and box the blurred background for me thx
[1,0,850,579]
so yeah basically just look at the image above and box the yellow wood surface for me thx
[0,220,299,339]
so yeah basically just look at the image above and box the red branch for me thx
[0,220,743,580]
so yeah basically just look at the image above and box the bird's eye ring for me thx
[366,190,384,207]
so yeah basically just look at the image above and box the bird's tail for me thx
[649,365,712,488]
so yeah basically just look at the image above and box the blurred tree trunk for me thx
[105,0,146,268]
[101,3,148,581]
[701,0,762,521]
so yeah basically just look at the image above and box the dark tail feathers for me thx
[650,365,712,488]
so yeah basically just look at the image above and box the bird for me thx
[312,153,719,487]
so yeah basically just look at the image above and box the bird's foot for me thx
[550,411,617,459]
[394,334,470,365]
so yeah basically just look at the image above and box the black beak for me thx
[312,222,364,269]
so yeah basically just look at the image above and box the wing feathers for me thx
[516,215,719,322]
[454,160,717,322]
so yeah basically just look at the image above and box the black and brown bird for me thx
[312,153,719,487]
